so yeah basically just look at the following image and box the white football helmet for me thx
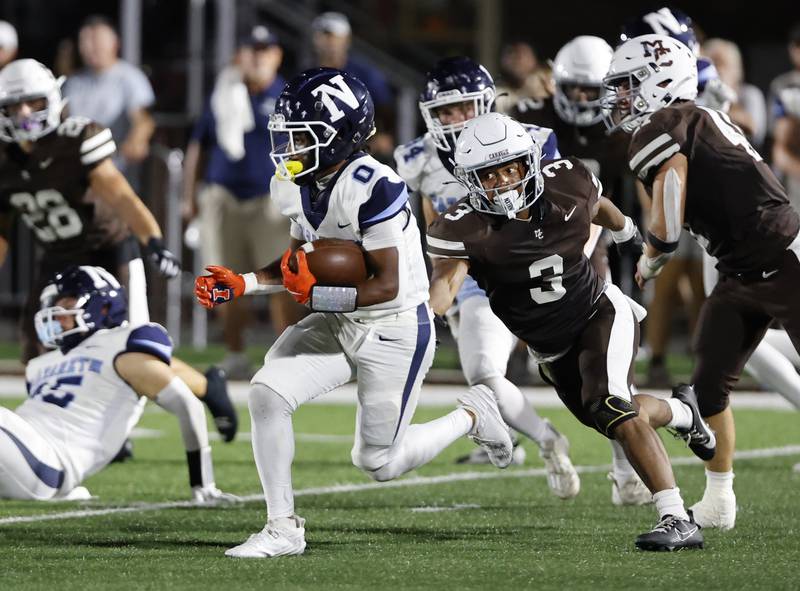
[552,36,613,127]
[601,34,697,133]
[0,59,65,143]
[453,112,543,218]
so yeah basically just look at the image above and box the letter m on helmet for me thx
[311,74,360,122]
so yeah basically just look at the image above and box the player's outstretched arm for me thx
[592,197,644,259]
[429,257,469,316]
[636,153,689,288]
[194,238,302,309]
[115,351,240,504]
[88,159,181,278]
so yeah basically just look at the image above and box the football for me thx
[290,238,368,286]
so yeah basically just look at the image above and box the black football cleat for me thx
[635,514,704,552]
[202,366,238,442]
[669,384,716,461]
[110,438,134,464]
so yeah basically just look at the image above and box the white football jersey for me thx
[270,152,429,319]
[395,126,560,303]
[18,322,173,490]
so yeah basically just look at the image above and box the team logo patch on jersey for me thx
[534,228,544,239]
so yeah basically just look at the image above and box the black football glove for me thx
[144,237,181,278]
[612,218,644,259]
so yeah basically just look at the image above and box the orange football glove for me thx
[280,248,316,305]
[194,265,246,309]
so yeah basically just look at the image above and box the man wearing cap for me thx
[182,25,302,379]
[311,11,395,161]
[62,15,155,177]
[0,21,18,69]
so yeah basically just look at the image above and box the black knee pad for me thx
[588,395,638,438]
[694,384,730,418]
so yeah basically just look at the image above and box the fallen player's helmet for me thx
[268,67,375,185]
[35,265,128,351]
[0,58,66,142]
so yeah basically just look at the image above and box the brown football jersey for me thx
[628,102,800,275]
[427,157,606,355]
[0,116,125,257]
[512,97,630,195]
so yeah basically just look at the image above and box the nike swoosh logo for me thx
[564,206,577,221]
[377,334,402,342]
[39,158,53,169]
[675,526,698,541]
[337,222,352,228]
[762,269,779,279]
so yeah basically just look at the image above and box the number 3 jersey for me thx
[628,102,800,275]
[0,116,125,257]
[16,323,173,490]
[426,157,606,357]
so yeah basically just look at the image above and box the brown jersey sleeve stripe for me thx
[634,143,681,181]
[80,140,117,165]
[80,128,113,154]
[629,133,673,170]
[426,235,468,259]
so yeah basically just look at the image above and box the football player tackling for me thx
[427,111,713,551]
[195,68,514,558]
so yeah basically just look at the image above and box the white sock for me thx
[666,398,694,430]
[745,340,800,409]
[704,469,734,496]
[653,487,689,521]
[370,409,472,481]
[248,384,296,520]
[610,440,637,481]
[485,376,551,445]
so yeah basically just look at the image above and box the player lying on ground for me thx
[195,68,516,558]
[0,265,238,503]
[427,111,714,551]
[394,56,581,500]
[604,33,800,530]
[0,59,237,441]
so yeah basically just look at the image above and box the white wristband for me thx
[242,272,285,295]
[611,216,636,243]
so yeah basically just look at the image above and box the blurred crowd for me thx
[1,11,800,382]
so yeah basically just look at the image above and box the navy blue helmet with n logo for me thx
[419,56,496,151]
[620,7,699,55]
[35,265,127,351]
[268,67,375,184]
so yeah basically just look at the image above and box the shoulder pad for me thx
[125,323,173,365]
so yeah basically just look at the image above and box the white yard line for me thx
[1,444,798,526]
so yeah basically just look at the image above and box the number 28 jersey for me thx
[0,116,122,257]
[427,157,606,356]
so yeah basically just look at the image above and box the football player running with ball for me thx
[427,111,713,551]
[195,68,514,558]
[604,34,800,530]
[395,56,580,499]
[0,266,238,503]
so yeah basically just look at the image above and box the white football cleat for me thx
[455,437,527,465]
[458,385,514,469]
[608,472,653,506]
[538,422,580,499]
[192,485,242,505]
[48,486,94,501]
[225,515,307,558]
[690,491,737,530]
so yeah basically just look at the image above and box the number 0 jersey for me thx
[629,102,800,275]
[17,323,172,490]
[271,151,429,319]
[426,157,606,356]
[0,116,125,257]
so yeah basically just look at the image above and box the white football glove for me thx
[698,78,737,113]
[191,485,242,505]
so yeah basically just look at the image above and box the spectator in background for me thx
[311,11,395,161]
[0,21,18,68]
[62,15,155,177]
[770,23,800,213]
[182,25,302,380]
[494,41,554,115]
[703,38,767,149]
